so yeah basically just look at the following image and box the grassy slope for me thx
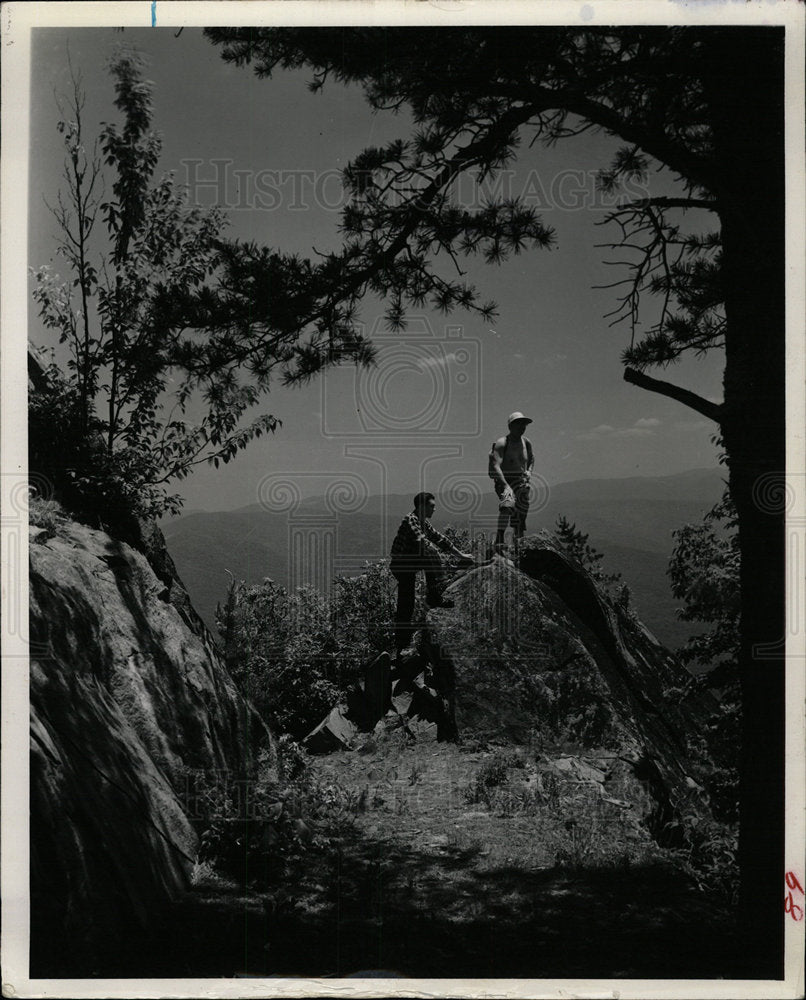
[155,732,737,979]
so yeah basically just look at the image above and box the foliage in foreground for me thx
[189,734,737,911]
[668,484,740,823]
[216,563,397,739]
[189,737,360,887]
[461,747,737,902]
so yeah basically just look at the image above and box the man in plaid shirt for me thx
[390,492,474,652]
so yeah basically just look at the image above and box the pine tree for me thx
[555,516,622,592]
[205,26,787,970]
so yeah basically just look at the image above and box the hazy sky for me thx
[28,26,723,513]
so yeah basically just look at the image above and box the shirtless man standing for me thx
[489,412,534,552]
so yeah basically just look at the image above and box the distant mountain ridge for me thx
[161,468,726,651]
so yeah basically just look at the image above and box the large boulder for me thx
[305,534,712,845]
[427,539,702,750]
[303,647,456,752]
[304,651,393,753]
[29,514,269,975]
[426,538,710,838]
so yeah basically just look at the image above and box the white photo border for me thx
[3,2,804,997]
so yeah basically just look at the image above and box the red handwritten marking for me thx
[785,871,804,894]
[784,871,804,921]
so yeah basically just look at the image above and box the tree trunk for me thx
[706,27,786,978]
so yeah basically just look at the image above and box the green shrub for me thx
[668,485,740,822]
[28,496,68,538]
[29,353,185,531]
[275,734,312,783]
[464,749,525,805]
[217,562,398,739]
[330,562,397,655]
[551,806,650,870]
[189,741,359,886]
[670,814,739,905]
[218,580,341,739]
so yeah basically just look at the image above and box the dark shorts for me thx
[495,480,530,533]
[495,479,530,512]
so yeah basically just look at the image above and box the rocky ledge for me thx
[304,536,711,847]
[29,515,269,975]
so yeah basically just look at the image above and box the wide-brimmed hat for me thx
[507,411,533,426]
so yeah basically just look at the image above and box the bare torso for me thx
[493,434,532,480]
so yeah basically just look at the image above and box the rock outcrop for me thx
[29,514,269,975]
[304,536,711,845]
[305,651,393,752]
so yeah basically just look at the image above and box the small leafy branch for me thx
[594,148,722,369]
[30,46,372,522]
[31,48,246,518]
[669,483,739,675]
[555,516,624,592]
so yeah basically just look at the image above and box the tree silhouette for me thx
[31,46,375,521]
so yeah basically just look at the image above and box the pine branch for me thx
[617,196,717,211]
[294,103,543,333]
[501,83,720,196]
[623,367,723,422]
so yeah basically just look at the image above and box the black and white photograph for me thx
[2,1,804,995]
